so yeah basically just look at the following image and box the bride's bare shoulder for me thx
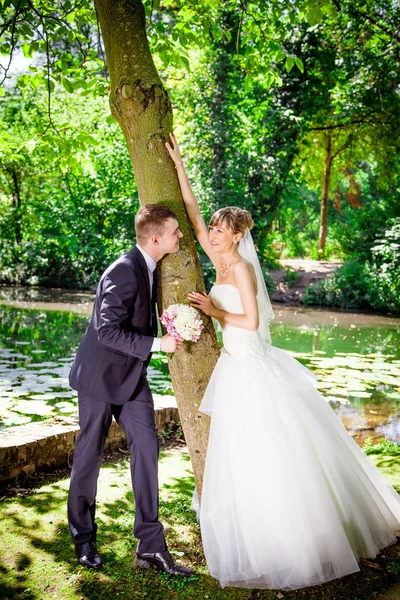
[233,259,257,286]
[233,258,255,274]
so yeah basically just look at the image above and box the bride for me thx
[166,133,400,591]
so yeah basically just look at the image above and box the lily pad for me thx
[59,405,77,413]
[349,391,372,399]
[55,401,76,410]
[3,415,32,426]
[14,400,54,416]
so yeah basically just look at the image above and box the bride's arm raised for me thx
[165,133,215,263]
[189,261,259,332]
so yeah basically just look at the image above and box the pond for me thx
[0,286,399,446]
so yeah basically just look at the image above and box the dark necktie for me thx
[151,268,158,334]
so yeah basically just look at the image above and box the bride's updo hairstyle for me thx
[210,207,254,236]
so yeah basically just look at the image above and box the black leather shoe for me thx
[135,550,192,577]
[75,541,102,570]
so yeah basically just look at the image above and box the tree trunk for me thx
[318,133,332,257]
[94,0,219,496]
[3,165,22,245]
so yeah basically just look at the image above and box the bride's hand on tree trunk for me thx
[165,132,183,166]
[189,292,215,317]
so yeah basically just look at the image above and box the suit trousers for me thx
[67,375,166,553]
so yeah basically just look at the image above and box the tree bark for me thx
[318,133,332,257]
[94,0,219,496]
[3,165,22,245]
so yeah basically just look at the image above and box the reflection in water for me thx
[271,311,400,445]
[0,305,172,429]
[0,290,399,447]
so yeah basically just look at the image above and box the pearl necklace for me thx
[220,260,235,277]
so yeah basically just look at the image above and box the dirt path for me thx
[270,259,342,305]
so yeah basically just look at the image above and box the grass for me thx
[0,445,400,600]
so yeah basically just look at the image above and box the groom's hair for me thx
[135,204,177,243]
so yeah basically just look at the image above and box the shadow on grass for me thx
[375,456,400,469]
[0,555,37,600]
[0,456,206,599]
[2,453,400,600]
[16,486,69,515]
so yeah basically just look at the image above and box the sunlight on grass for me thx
[1,446,400,600]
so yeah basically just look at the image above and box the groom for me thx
[68,204,191,578]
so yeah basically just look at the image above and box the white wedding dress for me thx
[196,283,400,591]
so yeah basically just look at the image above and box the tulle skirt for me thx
[195,345,400,590]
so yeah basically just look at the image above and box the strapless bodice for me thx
[210,284,269,361]
[210,284,244,314]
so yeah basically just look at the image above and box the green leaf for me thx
[77,132,97,146]
[211,27,223,42]
[19,23,34,39]
[244,73,252,93]
[306,6,324,26]
[160,52,170,67]
[264,72,274,87]
[322,2,338,16]
[17,74,29,88]
[285,56,294,72]
[21,43,33,58]
[61,76,74,93]
[179,55,190,72]
[268,41,281,52]
[294,57,304,73]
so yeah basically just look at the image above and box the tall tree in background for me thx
[291,1,400,256]
[170,5,304,257]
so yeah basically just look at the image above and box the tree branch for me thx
[331,133,352,160]
[61,0,87,19]
[236,1,245,55]
[309,114,375,131]
[0,6,19,85]
[45,31,61,137]
[334,0,400,45]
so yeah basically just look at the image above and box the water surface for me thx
[0,287,399,446]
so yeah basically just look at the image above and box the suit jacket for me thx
[69,246,158,405]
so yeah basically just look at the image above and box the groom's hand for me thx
[160,334,182,353]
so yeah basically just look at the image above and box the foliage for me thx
[0,85,139,287]
[364,438,400,456]
[304,258,369,308]
[167,11,304,256]
[281,0,400,254]
[367,218,400,312]
[304,218,400,313]
[285,268,299,287]
[0,0,399,299]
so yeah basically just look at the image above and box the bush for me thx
[366,219,400,312]
[304,218,400,313]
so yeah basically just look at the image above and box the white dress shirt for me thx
[136,245,161,352]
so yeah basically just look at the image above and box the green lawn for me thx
[0,445,400,600]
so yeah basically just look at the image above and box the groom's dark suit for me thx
[68,246,166,553]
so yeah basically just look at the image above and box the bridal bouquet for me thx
[160,303,204,342]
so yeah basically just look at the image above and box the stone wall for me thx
[0,395,179,482]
